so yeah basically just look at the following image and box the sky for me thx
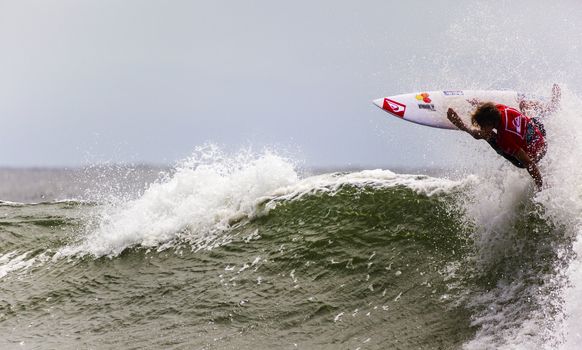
[1,0,581,168]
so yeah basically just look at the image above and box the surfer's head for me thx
[472,102,501,130]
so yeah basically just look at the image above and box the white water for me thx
[402,0,582,346]
[0,251,39,279]
[456,88,582,350]
[548,91,582,350]
[562,237,582,349]
[57,146,300,258]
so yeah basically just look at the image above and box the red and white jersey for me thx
[495,104,546,159]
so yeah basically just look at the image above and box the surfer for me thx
[446,85,561,189]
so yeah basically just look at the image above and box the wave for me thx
[54,146,473,259]
[3,90,582,348]
[0,154,577,349]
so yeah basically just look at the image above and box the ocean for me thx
[2,93,582,349]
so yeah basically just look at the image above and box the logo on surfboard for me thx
[383,98,406,118]
[418,103,436,111]
[443,90,464,96]
[415,92,432,103]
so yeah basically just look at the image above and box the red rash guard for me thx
[495,104,546,160]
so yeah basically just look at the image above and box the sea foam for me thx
[57,146,299,258]
[459,88,582,350]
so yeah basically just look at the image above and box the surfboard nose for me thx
[373,98,384,109]
[372,96,407,118]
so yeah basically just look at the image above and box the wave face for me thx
[1,137,581,349]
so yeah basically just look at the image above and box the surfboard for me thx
[373,90,530,130]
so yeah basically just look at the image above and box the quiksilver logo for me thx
[388,102,404,113]
[512,116,522,134]
[383,98,406,118]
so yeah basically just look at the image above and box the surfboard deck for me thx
[373,90,529,130]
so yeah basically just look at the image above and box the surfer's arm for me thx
[515,149,543,189]
[447,108,486,139]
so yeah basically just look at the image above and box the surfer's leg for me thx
[519,100,546,118]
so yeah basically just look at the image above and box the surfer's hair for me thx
[472,102,501,128]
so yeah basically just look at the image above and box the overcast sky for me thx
[1,0,581,168]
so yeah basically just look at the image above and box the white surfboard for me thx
[373,90,532,130]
